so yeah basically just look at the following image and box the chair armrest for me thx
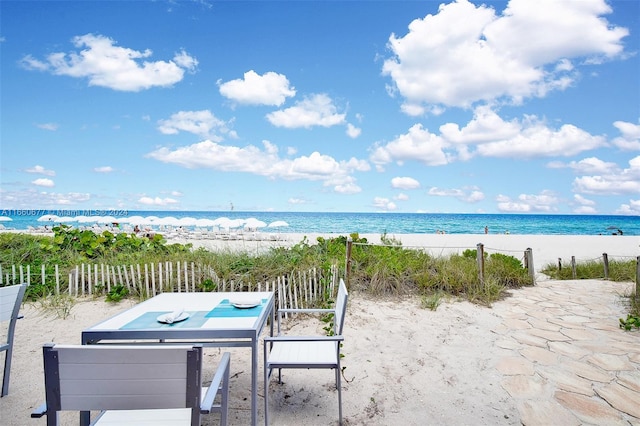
[200,352,231,414]
[264,335,344,343]
[31,403,47,418]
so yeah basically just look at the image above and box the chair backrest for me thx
[1,283,27,396]
[0,283,26,324]
[42,344,203,424]
[334,279,348,335]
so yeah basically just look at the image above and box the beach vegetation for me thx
[619,314,640,331]
[421,290,445,311]
[1,230,534,306]
[106,284,129,303]
[541,258,636,282]
[36,293,75,320]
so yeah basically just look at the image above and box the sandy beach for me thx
[1,233,639,425]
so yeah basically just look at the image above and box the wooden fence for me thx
[0,262,340,311]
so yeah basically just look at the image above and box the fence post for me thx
[558,258,562,271]
[477,243,485,288]
[636,256,639,296]
[602,253,609,280]
[571,256,577,279]
[345,237,352,290]
[524,248,535,284]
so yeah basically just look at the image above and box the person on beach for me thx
[484,226,488,234]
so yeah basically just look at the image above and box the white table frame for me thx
[81,291,275,426]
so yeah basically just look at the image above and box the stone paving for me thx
[490,278,640,426]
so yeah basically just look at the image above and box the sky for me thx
[1,0,639,215]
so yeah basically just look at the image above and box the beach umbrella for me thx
[176,217,198,227]
[95,215,118,224]
[38,214,59,222]
[153,216,179,226]
[123,215,147,225]
[244,218,267,229]
[142,216,161,225]
[212,217,230,226]
[75,215,97,223]
[212,217,232,229]
[195,218,216,227]
[227,218,245,229]
[0,217,12,221]
[57,216,78,223]
[268,220,289,228]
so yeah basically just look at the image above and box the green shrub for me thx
[106,284,129,302]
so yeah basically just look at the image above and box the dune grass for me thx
[1,227,534,306]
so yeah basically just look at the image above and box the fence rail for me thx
[0,262,340,311]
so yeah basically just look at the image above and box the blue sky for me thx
[1,0,639,215]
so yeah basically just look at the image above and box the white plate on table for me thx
[231,300,261,309]
[157,312,190,324]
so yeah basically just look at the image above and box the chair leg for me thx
[220,358,230,426]
[336,367,343,426]
[1,347,12,397]
[263,347,269,426]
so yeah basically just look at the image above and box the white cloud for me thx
[572,194,598,214]
[218,70,296,106]
[611,120,640,150]
[266,94,346,128]
[146,140,368,194]
[346,123,362,138]
[334,181,362,194]
[370,124,449,167]
[439,106,520,144]
[394,193,409,201]
[573,194,596,206]
[391,176,420,190]
[138,196,179,206]
[474,117,606,158]
[573,205,597,214]
[615,199,640,215]
[158,110,234,140]
[373,197,397,211]
[373,109,605,168]
[20,34,197,91]
[496,190,559,212]
[94,166,114,173]
[32,178,55,187]
[36,123,59,131]
[0,189,91,207]
[548,157,618,174]
[382,0,628,112]
[288,197,309,205]
[428,186,485,203]
[25,165,55,176]
[573,155,640,195]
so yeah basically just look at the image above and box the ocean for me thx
[0,210,637,236]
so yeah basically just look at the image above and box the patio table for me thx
[82,291,275,426]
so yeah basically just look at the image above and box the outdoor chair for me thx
[31,344,231,426]
[263,279,348,425]
[0,283,27,397]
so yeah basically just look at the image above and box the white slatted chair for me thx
[31,344,230,426]
[263,279,348,425]
[0,283,27,397]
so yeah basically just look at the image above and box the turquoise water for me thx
[0,210,637,235]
